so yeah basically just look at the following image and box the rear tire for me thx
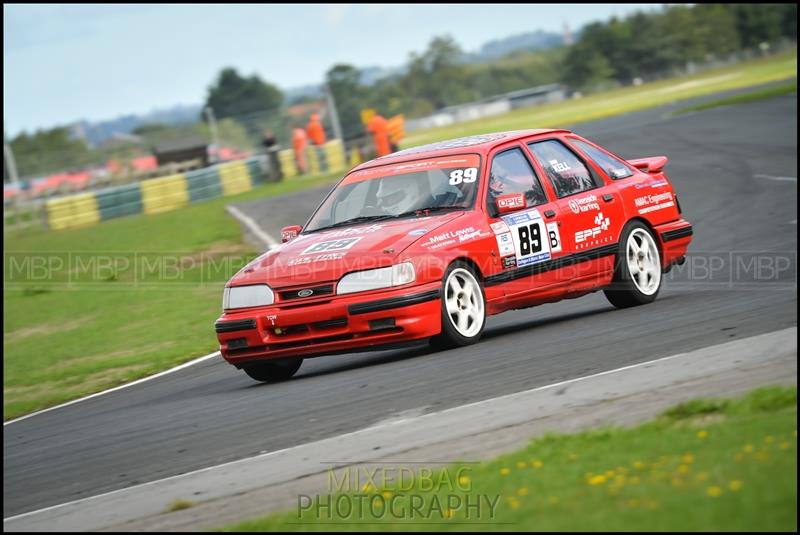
[430,261,486,349]
[604,221,662,309]
[242,358,303,382]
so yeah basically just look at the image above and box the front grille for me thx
[279,284,334,301]
[215,319,257,333]
[312,317,348,329]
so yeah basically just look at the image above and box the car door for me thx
[483,145,569,298]
[525,138,625,285]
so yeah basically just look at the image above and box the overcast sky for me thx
[4,3,661,135]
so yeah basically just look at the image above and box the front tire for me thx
[242,358,303,382]
[430,261,486,349]
[604,221,662,308]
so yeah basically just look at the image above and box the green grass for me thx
[2,172,340,420]
[401,48,797,148]
[224,386,797,531]
[672,80,797,115]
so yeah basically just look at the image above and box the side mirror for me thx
[495,193,526,215]
[281,225,303,243]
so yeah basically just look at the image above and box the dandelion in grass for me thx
[517,487,529,496]
[706,486,722,497]
[531,459,543,469]
[743,444,754,453]
[728,480,743,492]
[678,464,690,475]
[697,430,708,439]
[588,474,607,486]
[681,453,695,464]
[500,467,511,476]
[779,441,790,450]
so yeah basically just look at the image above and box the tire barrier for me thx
[46,192,101,230]
[44,157,267,231]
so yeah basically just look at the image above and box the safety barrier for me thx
[44,157,266,230]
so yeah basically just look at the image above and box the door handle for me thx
[602,194,614,202]
[544,209,556,218]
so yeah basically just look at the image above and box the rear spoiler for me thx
[628,156,668,173]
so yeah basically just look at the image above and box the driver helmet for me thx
[376,177,421,215]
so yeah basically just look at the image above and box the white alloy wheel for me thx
[444,267,485,338]
[626,228,661,295]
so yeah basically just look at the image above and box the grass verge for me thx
[672,80,797,116]
[2,172,339,420]
[401,48,797,148]
[224,385,797,531]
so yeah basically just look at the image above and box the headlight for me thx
[336,262,416,295]
[223,284,274,309]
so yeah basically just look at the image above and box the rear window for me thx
[528,140,598,198]
[569,138,634,180]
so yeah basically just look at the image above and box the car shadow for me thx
[243,295,680,387]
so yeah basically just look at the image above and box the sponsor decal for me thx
[567,194,599,214]
[490,220,510,234]
[501,209,552,267]
[322,224,383,238]
[574,211,611,247]
[546,222,562,253]
[495,232,515,256]
[281,229,299,242]
[634,178,669,189]
[635,192,675,214]
[496,193,525,210]
[288,252,348,266]
[550,159,571,173]
[408,228,428,236]
[502,255,517,269]
[422,226,490,248]
[302,237,362,255]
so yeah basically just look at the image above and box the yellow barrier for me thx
[324,139,346,172]
[349,146,362,168]
[278,149,298,179]
[140,174,189,215]
[218,161,252,196]
[306,147,321,175]
[46,193,101,230]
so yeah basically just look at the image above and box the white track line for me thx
[3,351,221,427]
[225,205,280,249]
[754,174,797,182]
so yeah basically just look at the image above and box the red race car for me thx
[216,130,693,382]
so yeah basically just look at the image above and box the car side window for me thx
[528,140,598,198]
[569,138,634,180]
[487,148,548,212]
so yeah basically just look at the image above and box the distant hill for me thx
[73,104,202,147]
[469,30,565,61]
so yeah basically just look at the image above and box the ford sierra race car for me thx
[215,130,693,382]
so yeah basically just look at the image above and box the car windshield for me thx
[304,154,482,233]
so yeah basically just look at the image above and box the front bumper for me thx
[215,282,442,366]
